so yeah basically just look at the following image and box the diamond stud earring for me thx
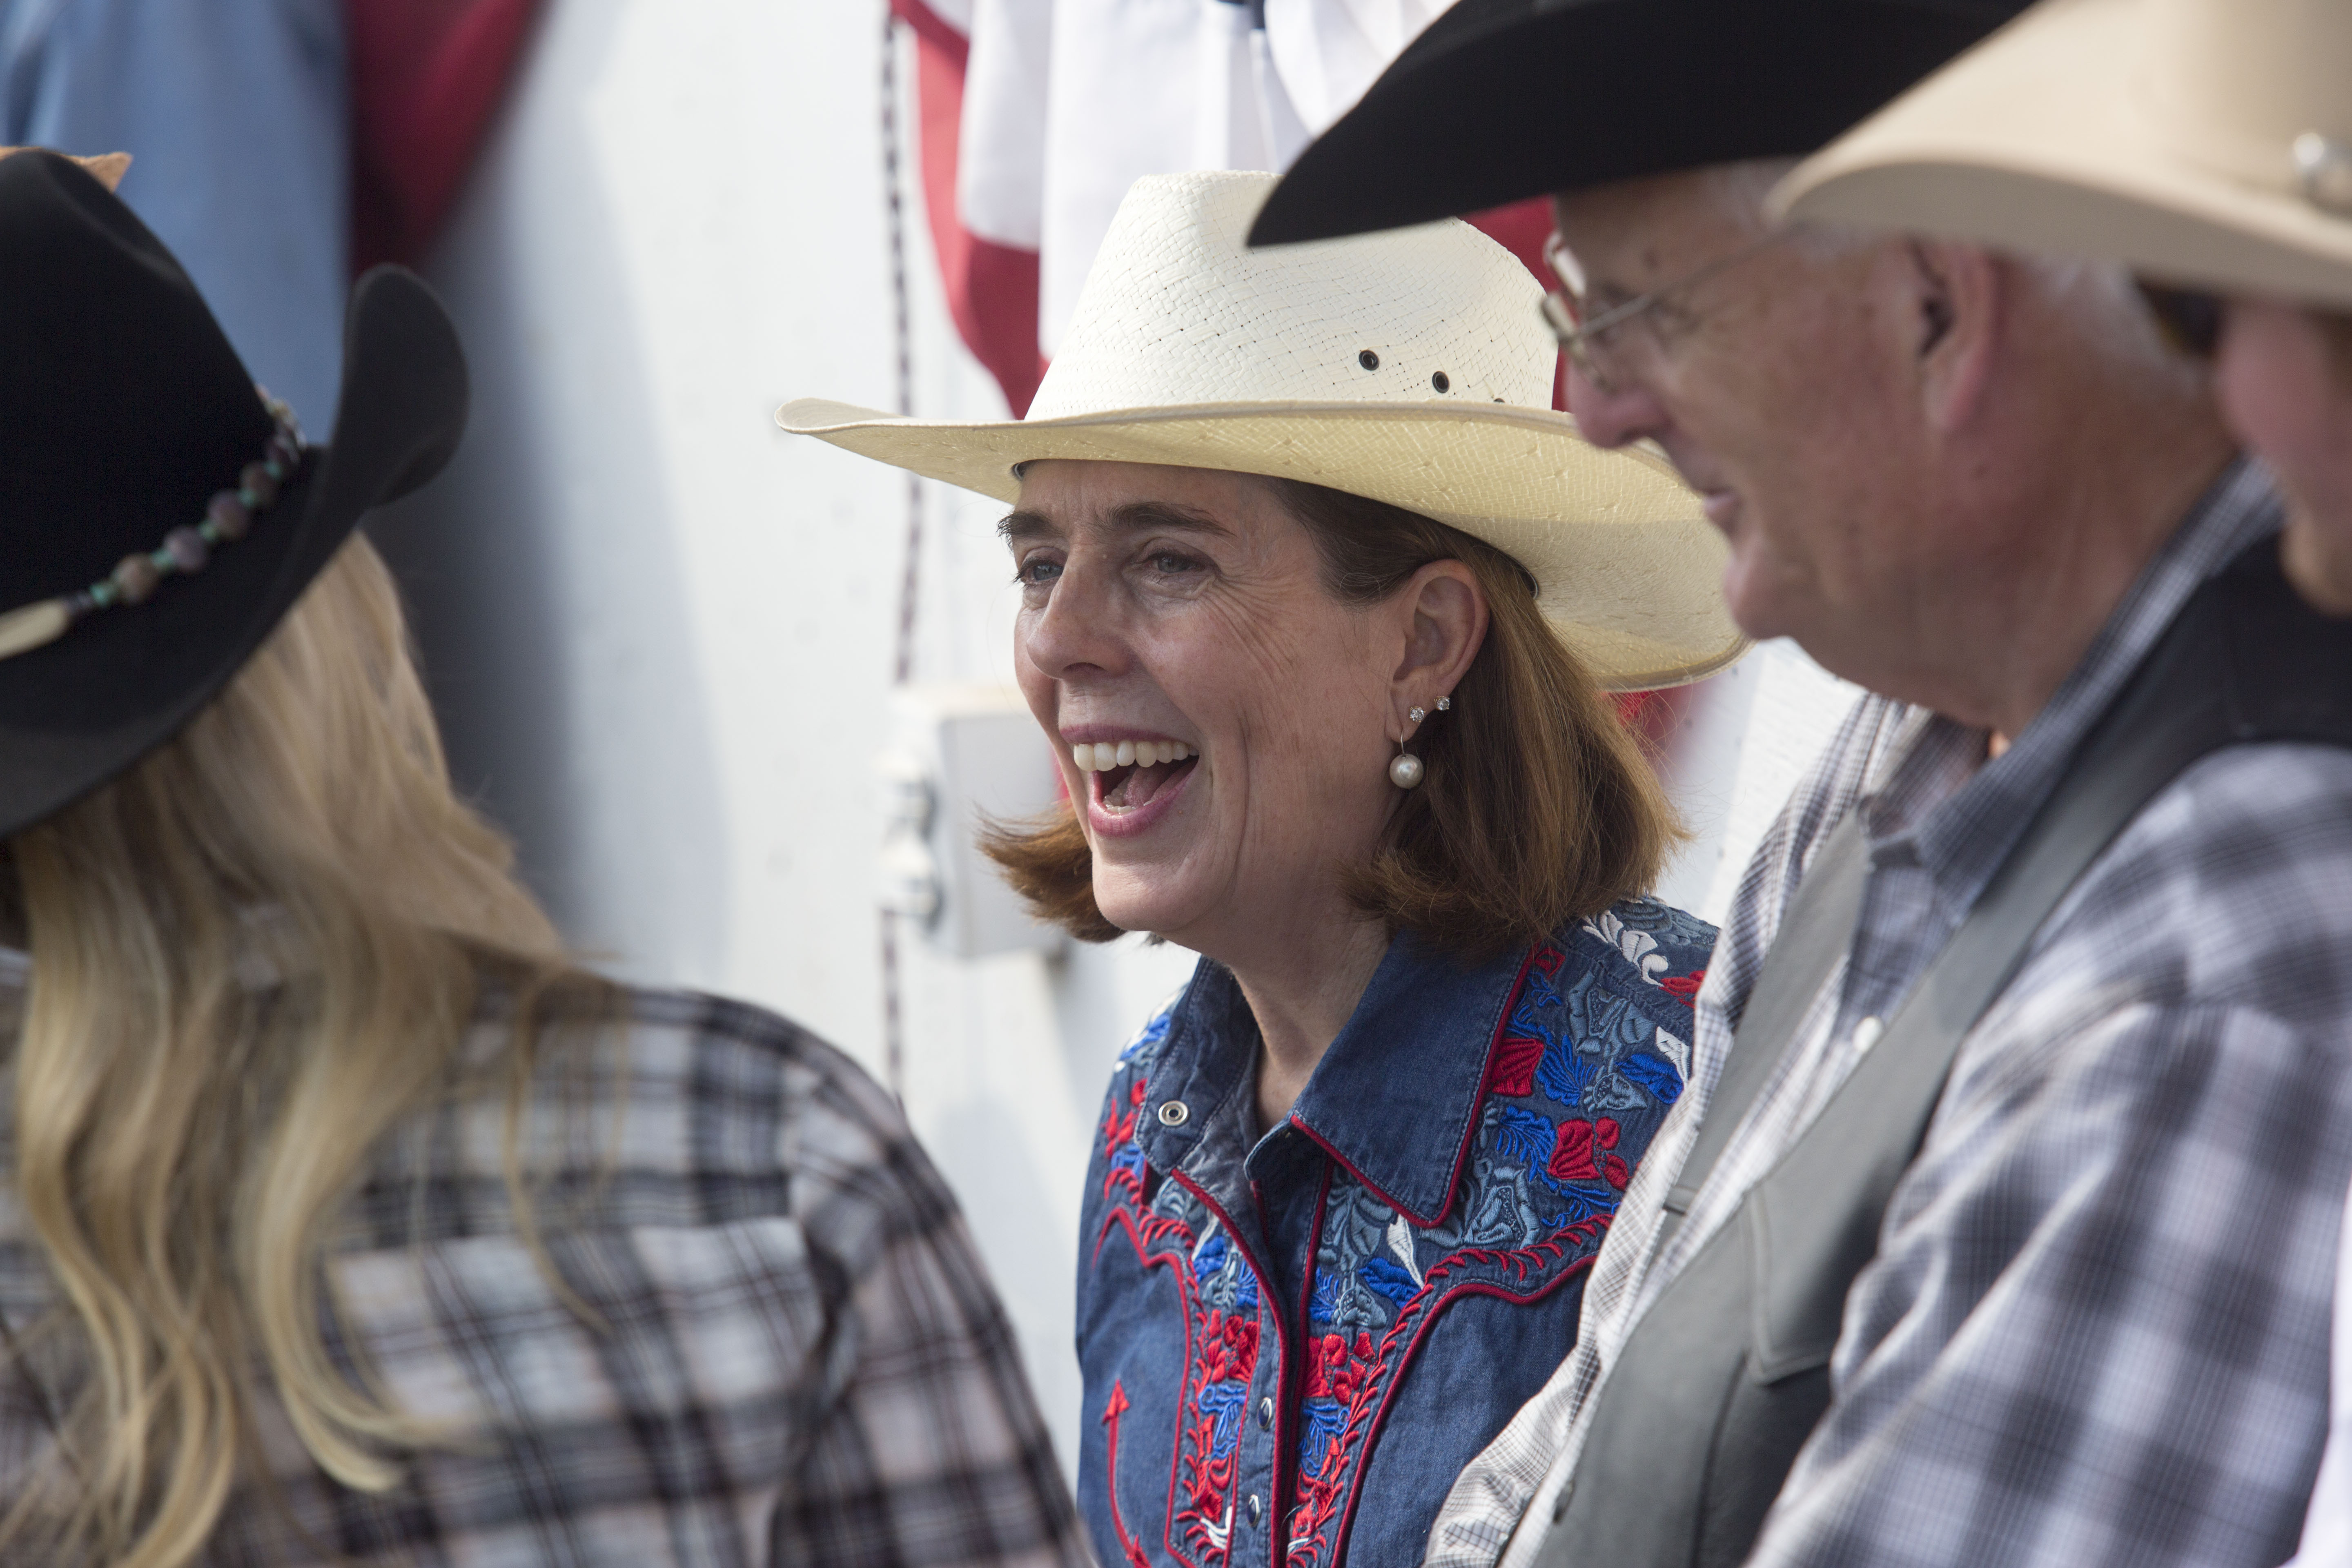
[1408,705,1427,724]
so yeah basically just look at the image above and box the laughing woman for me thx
[782,172,1743,1568]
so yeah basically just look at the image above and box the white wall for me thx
[370,0,1857,1486]
[370,0,1198,1478]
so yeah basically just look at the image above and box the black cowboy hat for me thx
[0,149,466,838]
[1248,0,2034,247]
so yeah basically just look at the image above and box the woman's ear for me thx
[1392,559,1488,717]
[1905,239,2004,434]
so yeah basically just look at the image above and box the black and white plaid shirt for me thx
[0,978,1087,1568]
[1429,460,2352,1568]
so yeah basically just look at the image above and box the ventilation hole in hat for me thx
[1432,372,1450,393]
[1358,349,1380,371]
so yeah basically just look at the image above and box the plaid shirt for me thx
[1428,459,2352,1568]
[0,978,1087,1568]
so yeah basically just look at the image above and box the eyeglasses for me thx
[1540,228,1789,393]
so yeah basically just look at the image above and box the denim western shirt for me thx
[1075,897,1715,1568]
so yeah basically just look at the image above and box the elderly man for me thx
[1775,2,2352,1561]
[1253,2,2352,1567]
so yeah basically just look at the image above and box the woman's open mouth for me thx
[1071,738,1200,837]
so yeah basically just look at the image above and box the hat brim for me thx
[780,395,1747,690]
[1248,0,2026,246]
[0,265,468,838]
[1771,0,2352,310]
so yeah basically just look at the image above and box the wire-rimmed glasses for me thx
[1540,229,1789,393]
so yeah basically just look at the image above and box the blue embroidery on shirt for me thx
[1492,1103,1556,1169]
[1197,1380,1248,1458]
[1619,1051,1685,1104]
[1535,1036,1588,1106]
[1118,998,1181,1067]
[1357,1255,1420,1305]
[1298,1396,1348,1476]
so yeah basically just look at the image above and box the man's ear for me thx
[1907,238,2002,433]
[1390,560,1488,724]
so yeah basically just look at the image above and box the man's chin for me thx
[1718,549,1797,644]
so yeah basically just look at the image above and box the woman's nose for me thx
[1019,564,1133,682]
[1564,361,1672,451]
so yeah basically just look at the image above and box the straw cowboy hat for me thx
[780,171,1745,690]
[1771,0,2352,310]
[0,148,468,838]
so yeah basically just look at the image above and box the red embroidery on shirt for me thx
[1100,1382,1154,1567]
[1303,1330,1377,1405]
[1104,1078,1146,1165]
[1198,1310,1259,1383]
[1486,1035,1546,1097]
[1285,1221,1612,1568]
[1659,968,1706,1002]
[1095,1086,1256,1568]
[1546,1116,1622,1185]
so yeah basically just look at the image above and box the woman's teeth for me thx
[1072,739,1192,771]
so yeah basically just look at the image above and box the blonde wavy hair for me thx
[0,533,595,1568]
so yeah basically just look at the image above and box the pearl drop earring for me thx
[1389,695,1452,789]
[1389,735,1424,789]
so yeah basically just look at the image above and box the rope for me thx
[878,0,922,1100]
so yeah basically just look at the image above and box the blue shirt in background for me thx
[2,0,347,433]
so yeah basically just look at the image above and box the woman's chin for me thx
[1089,871,1205,943]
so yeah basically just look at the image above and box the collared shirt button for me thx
[1256,1396,1274,1430]
[1552,1478,1575,1522]
[1246,1494,1264,1525]
[1157,1100,1189,1127]
[1853,1015,1885,1054]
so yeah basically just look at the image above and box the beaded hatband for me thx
[0,390,305,662]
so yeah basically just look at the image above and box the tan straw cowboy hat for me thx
[779,171,1746,690]
[1769,0,2352,309]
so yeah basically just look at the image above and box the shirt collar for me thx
[1136,930,1535,1226]
[1861,457,2283,901]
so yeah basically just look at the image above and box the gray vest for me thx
[1529,537,2352,1568]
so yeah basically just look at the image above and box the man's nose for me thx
[1564,362,1670,450]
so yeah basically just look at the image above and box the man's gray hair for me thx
[2015,255,2209,399]
[1702,158,2204,396]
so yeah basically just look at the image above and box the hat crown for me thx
[1028,171,1552,421]
[2135,0,2352,191]
[0,153,274,608]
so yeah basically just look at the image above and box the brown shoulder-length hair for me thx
[983,474,1683,962]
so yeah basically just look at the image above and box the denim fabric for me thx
[2,0,348,430]
[1076,897,1715,1568]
